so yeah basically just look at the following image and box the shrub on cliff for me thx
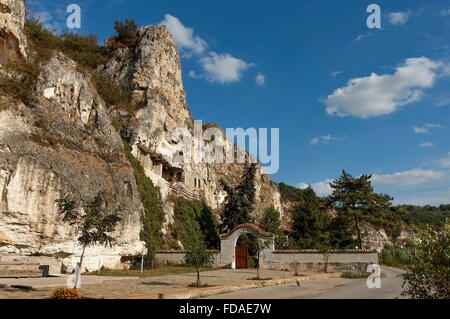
[121,141,165,265]
[173,198,219,249]
[106,19,141,51]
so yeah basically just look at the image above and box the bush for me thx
[380,245,414,268]
[173,198,219,249]
[401,223,450,299]
[21,19,141,112]
[51,287,80,299]
[107,19,141,51]
[59,32,108,69]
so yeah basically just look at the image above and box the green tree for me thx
[184,240,214,287]
[108,19,140,50]
[261,206,280,234]
[327,170,400,249]
[173,198,219,249]
[261,206,286,249]
[220,164,257,232]
[401,222,450,299]
[252,238,273,280]
[291,187,327,249]
[56,194,122,287]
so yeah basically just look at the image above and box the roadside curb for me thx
[121,272,342,300]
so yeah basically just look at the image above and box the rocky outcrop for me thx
[0,0,27,65]
[0,52,145,272]
[100,25,283,231]
[0,14,283,272]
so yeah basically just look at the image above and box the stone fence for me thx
[265,250,378,275]
[155,249,378,275]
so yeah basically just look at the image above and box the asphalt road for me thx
[306,266,405,299]
[203,267,405,299]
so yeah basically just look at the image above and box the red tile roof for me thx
[220,223,275,239]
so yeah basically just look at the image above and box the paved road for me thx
[306,266,404,299]
[203,267,404,299]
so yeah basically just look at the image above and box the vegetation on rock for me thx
[123,141,166,265]
[220,164,257,232]
[172,198,219,249]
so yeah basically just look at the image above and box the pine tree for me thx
[328,170,401,249]
[291,187,327,249]
[220,164,257,232]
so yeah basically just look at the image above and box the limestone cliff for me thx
[0,0,27,65]
[0,0,283,271]
[99,25,284,230]
[0,51,145,271]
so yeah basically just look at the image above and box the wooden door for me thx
[235,244,248,269]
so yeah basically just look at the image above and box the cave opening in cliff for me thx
[162,164,184,184]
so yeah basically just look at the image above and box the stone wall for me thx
[264,250,378,275]
[155,250,221,267]
[155,249,379,275]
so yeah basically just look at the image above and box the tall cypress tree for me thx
[220,164,257,232]
[292,187,327,249]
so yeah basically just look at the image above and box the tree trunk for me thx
[256,252,260,279]
[354,216,363,249]
[74,245,86,289]
[324,254,329,273]
[196,269,200,287]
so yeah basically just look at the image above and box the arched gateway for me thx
[219,223,275,269]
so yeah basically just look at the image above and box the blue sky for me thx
[27,0,450,205]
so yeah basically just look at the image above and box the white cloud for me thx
[395,194,450,206]
[298,179,334,197]
[331,71,342,78]
[419,142,434,148]
[371,169,446,186]
[324,57,443,118]
[438,152,450,168]
[310,134,346,145]
[441,8,450,16]
[256,73,266,86]
[160,14,207,56]
[160,14,254,85]
[27,4,63,32]
[436,97,450,107]
[388,11,411,25]
[200,52,254,84]
[413,122,444,134]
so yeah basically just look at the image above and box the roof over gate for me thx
[219,223,275,239]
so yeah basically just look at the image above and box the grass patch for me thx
[85,265,215,278]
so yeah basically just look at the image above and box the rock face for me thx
[100,25,283,230]
[0,0,27,65]
[0,52,145,272]
[0,13,283,271]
